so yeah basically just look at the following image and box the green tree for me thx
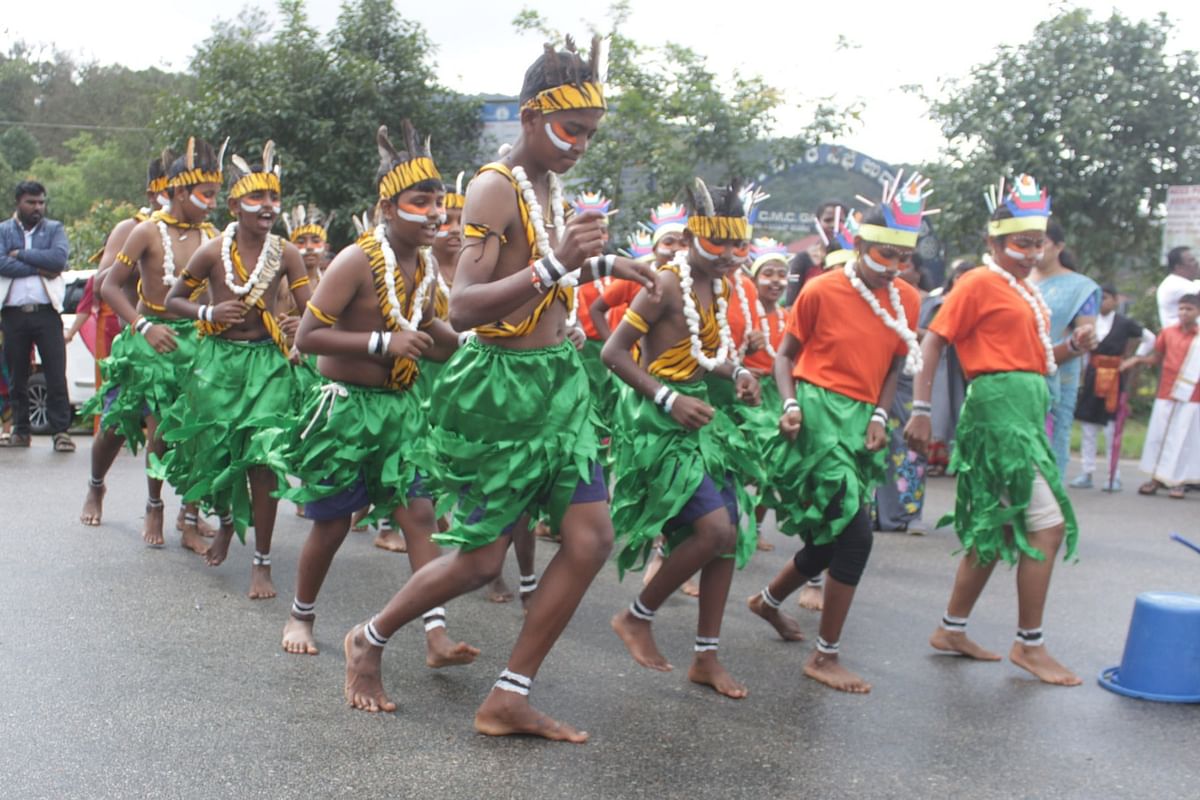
[156,0,481,246]
[921,10,1200,280]
[0,127,39,172]
[66,199,140,270]
[27,134,144,225]
[513,3,849,244]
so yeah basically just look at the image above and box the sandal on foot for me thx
[1138,481,1160,496]
[1168,486,1185,499]
[52,433,75,453]
[0,432,31,448]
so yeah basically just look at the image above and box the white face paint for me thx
[188,192,211,211]
[240,200,282,214]
[156,192,171,209]
[1004,245,1043,264]
[861,250,891,273]
[692,242,721,262]
[544,122,573,152]
[395,208,430,224]
[655,245,674,259]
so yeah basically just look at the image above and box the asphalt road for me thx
[1,437,1197,799]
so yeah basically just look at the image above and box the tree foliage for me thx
[156,0,481,246]
[513,3,849,242]
[26,135,144,227]
[922,10,1200,279]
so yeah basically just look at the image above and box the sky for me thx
[5,0,1198,165]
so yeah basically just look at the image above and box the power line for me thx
[0,120,151,132]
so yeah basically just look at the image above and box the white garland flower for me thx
[842,261,923,376]
[375,224,436,332]
[731,273,754,363]
[511,163,572,322]
[672,250,734,372]
[757,300,784,358]
[157,220,178,288]
[221,222,276,298]
[983,254,1057,375]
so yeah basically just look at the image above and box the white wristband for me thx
[733,366,751,383]
[542,251,568,282]
[380,331,392,356]
[457,330,476,346]
[663,391,678,414]
[367,331,381,355]
[873,406,889,422]
[910,408,932,419]
[197,304,214,323]
[653,385,671,408]
[783,398,800,414]
[135,317,152,335]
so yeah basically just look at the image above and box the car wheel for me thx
[27,372,50,435]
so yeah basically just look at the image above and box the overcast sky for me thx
[5,0,1197,165]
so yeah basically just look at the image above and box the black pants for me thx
[1,306,71,435]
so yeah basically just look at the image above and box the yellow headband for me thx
[147,176,169,194]
[987,216,1049,236]
[857,224,918,249]
[522,81,607,114]
[825,249,855,267]
[167,168,222,189]
[687,216,752,242]
[229,171,282,200]
[290,223,327,243]
[445,193,466,210]
[378,157,441,200]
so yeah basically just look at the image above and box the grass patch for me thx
[1069,417,1147,460]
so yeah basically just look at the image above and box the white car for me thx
[26,269,101,433]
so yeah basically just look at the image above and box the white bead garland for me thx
[375,224,436,332]
[757,300,784,358]
[732,274,753,363]
[220,222,276,297]
[672,251,734,372]
[842,261,923,376]
[511,163,571,322]
[983,255,1057,375]
[157,220,178,289]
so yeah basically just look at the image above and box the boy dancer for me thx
[1126,294,1200,498]
[155,141,312,599]
[749,176,930,693]
[605,179,762,699]
[905,175,1094,685]
[341,37,657,741]
[278,123,476,665]
[82,142,221,548]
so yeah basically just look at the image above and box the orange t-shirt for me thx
[576,280,603,340]
[1155,324,1200,402]
[929,267,1048,379]
[602,278,642,331]
[744,306,786,372]
[787,269,920,404]
[724,271,761,351]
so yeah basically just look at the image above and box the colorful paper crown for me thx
[625,229,654,259]
[854,171,937,248]
[685,178,754,242]
[648,202,688,245]
[572,190,611,218]
[228,140,282,200]
[285,204,332,243]
[166,137,228,189]
[749,237,789,276]
[521,36,608,114]
[985,174,1052,236]
[445,171,466,210]
[376,122,441,200]
[823,208,862,267]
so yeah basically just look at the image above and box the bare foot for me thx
[687,651,748,699]
[1009,643,1082,686]
[344,625,397,713]
[205,525,234,567]
[80,483,105,526]
[142,502,165,547]
[282,615,318,655]
[756,536,774,552]
[804,650,871,693]
[425,627,481,668]
[373,530,407,552]
[929,628,1002,661]
[249,564,277,600]
[641,550,663,587]
[195,515,217,538]
[485,576,513,603]
[680,577,700,598]
[474,687,588,743]
[350,507,369,532]
[797,583,824,611]
[436,514,450,533]
[176,509,217,538]
[747,593,805,641]
[533,519,559,542]
[178,518,210,556]
[611,609,672,671]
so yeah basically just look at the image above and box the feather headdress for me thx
[376,121,441,200]
[228,140,282,200]
[522,35,608,114]
[284,204,333,243]
[686,178,753,242]
[166,136,228,188]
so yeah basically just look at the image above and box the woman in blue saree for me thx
[1031,220,1100,477]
